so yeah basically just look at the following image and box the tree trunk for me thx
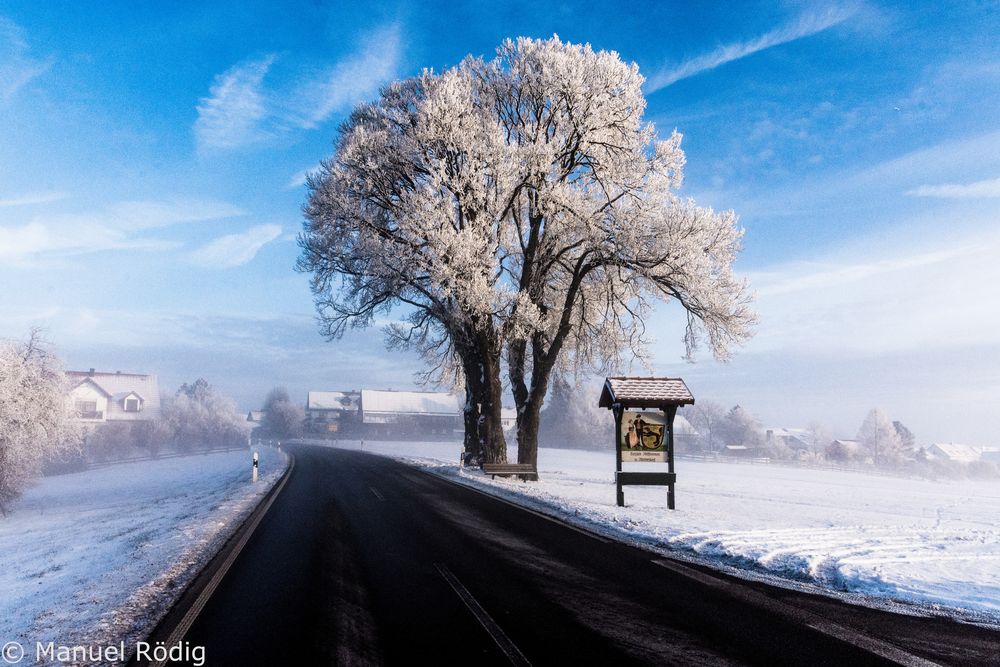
[461,381,481,462]
[477,346,507,464]
[458,332,507,464]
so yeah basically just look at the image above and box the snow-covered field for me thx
[0,447,287,656]
[352,439,1000,626]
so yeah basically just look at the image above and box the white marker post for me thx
[252,450,259,483]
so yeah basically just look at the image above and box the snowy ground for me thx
[346,439,1000,627]
[0,447,287,657]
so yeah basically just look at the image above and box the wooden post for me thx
[613,403,624,507]
[665,405,677,510]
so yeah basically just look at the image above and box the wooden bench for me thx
[481,463,538,481]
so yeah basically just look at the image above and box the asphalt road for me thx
[164,444,998,666]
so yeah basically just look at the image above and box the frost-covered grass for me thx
[347,439,1000,626]
[0,447,287,654]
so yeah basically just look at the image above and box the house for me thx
[305,390,361,435]
[827,439,861,460]
[980,447,1000,463]
[764,427,813,453]
[359,389,461,438]
[66,369,160,423]
[246,410,265,424]
[500,407,517,432]
[927,443,981,463]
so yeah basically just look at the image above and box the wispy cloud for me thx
[0,17,52,100]
[0,191,67,207]
[646,5,857,92]
[906,176,1000,199]
[289,25,401,129]
[194,25,401,152]
[0,197,245,263]
[195,54,276,152]
[188,223,283,268]
[286,167,317,190]
[745,217,1000,356]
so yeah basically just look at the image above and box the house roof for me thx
[929,443,981,462]
[765,427,812,450]
[307,391,360,411]
[247,410,265,422]
[65,370,161,418]
[360,389,460,417]
[598,377,695,408]
[70,377,113,398]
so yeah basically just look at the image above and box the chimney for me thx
[88,368,95,376]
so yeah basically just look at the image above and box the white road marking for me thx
[150,454,296,667]
[651,558,941,667]
[436,563,532,667]
[370,486,385,502]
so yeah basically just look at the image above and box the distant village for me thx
[63,368,999,472]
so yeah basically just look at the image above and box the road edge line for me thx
[424,465,941,667]
[136,451,296,667]
[651,558,941,667]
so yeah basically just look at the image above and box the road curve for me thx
[156,444,998,666]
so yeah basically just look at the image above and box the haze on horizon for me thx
[2,2,998,446]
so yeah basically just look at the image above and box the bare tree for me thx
[806,420,832,460]
[298,36,755,466]
[0,330,80,514]
[857,408,903,466]
[723,405,764,455]
[688,401,727,453]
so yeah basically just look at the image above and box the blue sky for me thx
[2,2,999,444]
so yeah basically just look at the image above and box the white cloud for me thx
[0,191,67,207]
[0,17,52,100]
[745,218,1000,356]
[906,176,1000,199]
[195,54,276,152]
[0,197,245,262]
[193,25,401,152]
[286,167,315,190]
[646,5,856,92]
[290,25,401,128]
[188,224,283,269]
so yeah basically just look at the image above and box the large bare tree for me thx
[298,36,755,466]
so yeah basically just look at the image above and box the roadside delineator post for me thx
[252,450,259,483]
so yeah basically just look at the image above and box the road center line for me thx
[369,486,385,502]
[435,563,532,667]
[651,558,941,667]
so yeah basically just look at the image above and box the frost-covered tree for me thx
[299,36,755,466]
[688,400,727,453]
[722,405,764,454]
[261,386,304,439]
[857,408,903,466]
[165,379,248,451]
[893,420,915,456]
[0,331,80,514]
[538,375,612,450]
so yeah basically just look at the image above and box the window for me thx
[124,398,140,412]
[75,400,97,414]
